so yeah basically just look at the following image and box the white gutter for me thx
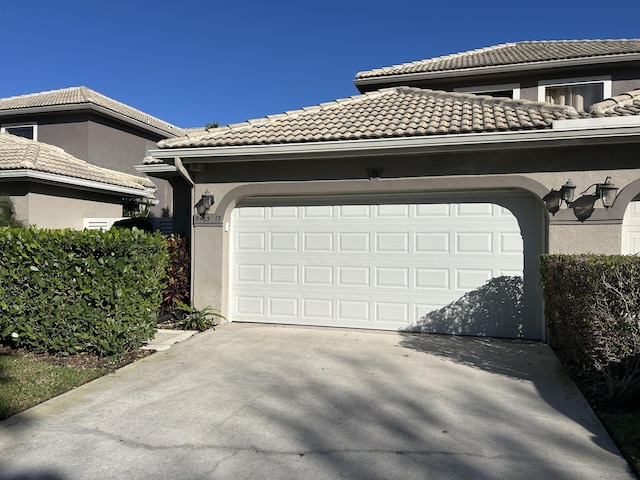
[135,163,178,175]
[353,53,640,88]
[0,169,155,197]
[552,115,640,130]
[146,123,640,164]
[174,157,194,186]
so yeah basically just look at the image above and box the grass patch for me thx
[0,346,152,421]
[0,353,107,420]
[599,409,640,476]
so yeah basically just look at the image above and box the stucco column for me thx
[192,224,226,313]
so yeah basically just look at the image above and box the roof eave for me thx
[0,103,184,138]
[0,169,155,198]
[353,53,640,89]
[145,123,640,164]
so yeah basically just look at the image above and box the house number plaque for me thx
[193,214,223,226]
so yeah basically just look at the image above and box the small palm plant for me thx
[174,301,225,331]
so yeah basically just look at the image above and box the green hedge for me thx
[540,254,640,407]
[0,228,168,357]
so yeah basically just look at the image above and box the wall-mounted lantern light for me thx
[594,177,619,208]
[195,190,215,218]
[570,176,619,222]
[543,179,576,215]
[543,177,619,222]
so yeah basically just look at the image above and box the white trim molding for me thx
[537,75,612,103]
[1,122,38,141]
[454,83,521,99]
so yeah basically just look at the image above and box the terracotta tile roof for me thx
[589,89,640,116]
[0,87,185,137]
[0,133,156,194]
[356,39,640,79]
[156,87,580,150]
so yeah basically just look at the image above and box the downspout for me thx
[173,156,196,307]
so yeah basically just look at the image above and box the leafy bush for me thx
[159,234,190,318]
[0,195,24,228]
[0,228,168,357]
[540,254,640,408]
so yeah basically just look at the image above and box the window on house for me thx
[538,76,611,112]
[0,123,37,140]
[454,83,521,99]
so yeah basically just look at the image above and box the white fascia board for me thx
[146,126,640,164]
[135,162,178,174]
[553,115,640,130]
[0,169,155,198]
[353,53,640,87]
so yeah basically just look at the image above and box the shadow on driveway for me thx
[0,324,635,480]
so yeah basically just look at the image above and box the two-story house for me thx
[354,40,640,111]
[138,39,640,341]
[0,86,185,228]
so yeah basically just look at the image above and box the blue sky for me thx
[2,0,639,128]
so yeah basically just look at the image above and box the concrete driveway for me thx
[0,323,634,479]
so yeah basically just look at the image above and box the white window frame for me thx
[537,75,612,104]
[454,83,521,99]
[0,122,38,140]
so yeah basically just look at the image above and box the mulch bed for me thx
[0,344,154,371]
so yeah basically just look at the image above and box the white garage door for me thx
[622,201,640,253]
[230,194,541,338]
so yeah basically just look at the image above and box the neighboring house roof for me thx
[589,89,640,116]
[355,39,640,82]
[0,86,185,138]
[0,133,156,196]
[155,87,580,151]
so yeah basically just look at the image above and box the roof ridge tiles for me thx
[0,86,184,137]
[355,39,640,80]
[360,43,518,77]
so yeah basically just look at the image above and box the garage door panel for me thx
[269,265,298,284]
[375,233,409,253]
[338,300,370,322]
[303,265,333,285]
[456,232,494,254]
[415,268,450,289]
[415,232,450,253]
[231,199,537,338]
[415,204,450,217]
[338,232,370,252]
[339,266,370,287]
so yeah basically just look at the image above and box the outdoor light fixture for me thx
[543,177,619,221]
[543,179,576,215]
[570,176,619,222]
[594,177,619,208]
[195,190,215,218]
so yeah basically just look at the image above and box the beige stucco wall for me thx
[24,192,121,229]
[6,184,123,230]
[549,223,622,254]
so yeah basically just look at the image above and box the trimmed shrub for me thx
[0,227,168,357]
[540,254,640,408]
[159,234,190,318]
[0,195,24,228]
